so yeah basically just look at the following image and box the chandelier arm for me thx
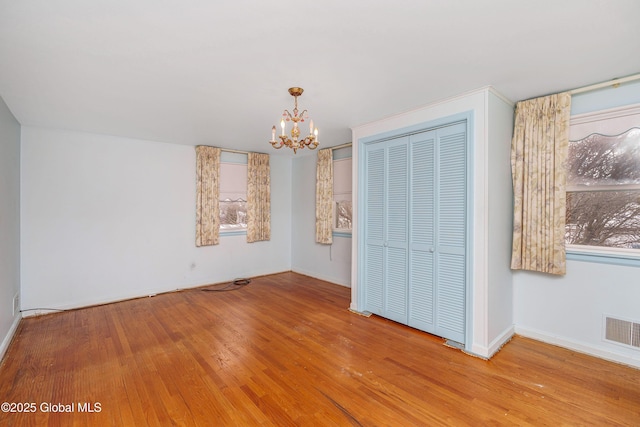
[278,135,294,147]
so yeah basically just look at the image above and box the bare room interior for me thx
[1,1,639,425]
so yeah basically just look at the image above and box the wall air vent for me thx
[604,316,640,348]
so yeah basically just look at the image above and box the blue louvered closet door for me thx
[364,137,409,324]
[363,121,467,344]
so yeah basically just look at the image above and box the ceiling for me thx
[1,0,639,156]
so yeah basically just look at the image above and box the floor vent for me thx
[605,316,640,348]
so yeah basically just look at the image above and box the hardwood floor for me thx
[1,272,638,426]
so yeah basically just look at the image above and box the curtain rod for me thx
[568,73,640,95]
[330,142,352,150]
[220,148,249,155]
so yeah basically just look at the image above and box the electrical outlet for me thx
[13,293,20,316]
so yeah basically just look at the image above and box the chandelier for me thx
[269,87,319,153]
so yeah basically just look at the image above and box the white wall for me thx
[0,96,21,360]
[513,80,640,368]
[486,92,516,345]
[291,152,351,287]
[514,262,640,367]
[20,127,292,313]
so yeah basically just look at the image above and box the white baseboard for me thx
[0,314,22,364]
[469,325,515,359]
[20,279,254,318]
[487,325,516,357]
[21,272,297,318]
[291,268,351,288]
[515,326,640,370]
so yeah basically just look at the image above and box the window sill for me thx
[220,229,247,237]
[332,230,352,238]
[566,245,640,268]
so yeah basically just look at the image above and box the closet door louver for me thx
[364,146,385,314]
[384,139,409,323]
[408,130,436,331]
[435,122,467,343]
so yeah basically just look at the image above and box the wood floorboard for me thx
[1,271,639,426]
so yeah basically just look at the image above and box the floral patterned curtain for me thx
[195,146,221,246]
[315,148,334,244]
[511,92,571,275]
[247,152,271,242]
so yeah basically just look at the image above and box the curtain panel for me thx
[195,146,221,246]
[510,92,571,275]
[247,152,271,242]
[315,148,334,244]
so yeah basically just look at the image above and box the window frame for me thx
[219,153,248,236]
[566,104,640,267]
[332,151,352,237]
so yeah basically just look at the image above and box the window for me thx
[219,153,247,232]
[566,105,640,253]
[333,148,352,233]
